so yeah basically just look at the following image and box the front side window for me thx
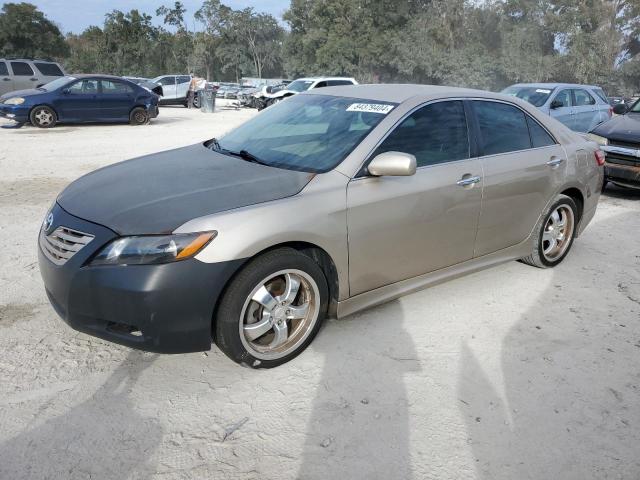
[286,80,314,92]
[154,76,175,86]
[68,79,99,94]
[177,75,191,84]
[10,61,34,76]
[101,80,133,94]
[217,94,396,173]
[573,89,596,106]
[473,101,531,155]
[313,81,328,88]
[0,61,8,76]
[34,62,63,76]
[372,100,469,168]
[328,80,354,86]
[553,90,572,107]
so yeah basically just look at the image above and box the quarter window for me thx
[10,61,34,76]
[473,101,531,155]
[526,116,556,148]
[0,61,8,76]
[573,89,596,106]
[34,62,63,76]
[373,100,469,168]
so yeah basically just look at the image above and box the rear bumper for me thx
[39,203,244,353]
[0,103,30,122]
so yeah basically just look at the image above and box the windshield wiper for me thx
[209,139,269,166]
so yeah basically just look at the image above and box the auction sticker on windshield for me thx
[346,103,394,114]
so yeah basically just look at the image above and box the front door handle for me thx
[30,77,38,81]
[546,157,564,167]
[456,175,481,187]
[2,78,10,81]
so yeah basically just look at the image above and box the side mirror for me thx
[368,151,417,177]
[613,103,628,115]
[550,100,563,109]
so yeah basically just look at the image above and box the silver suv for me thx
[502,83,612,133]
[0,58,66,95]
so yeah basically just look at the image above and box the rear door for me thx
[549,89,575,130]
[571,88,598,132]
[471,100,566,256]
[9,61,38,90]
[347,100,483,295]
[55,79,101,121]
[100,79,135,120]
[0,61,13,95]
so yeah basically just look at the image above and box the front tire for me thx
[30,106,57,128]
[521,194,578,268]
[215,248,329,368]
[129,107,149,125]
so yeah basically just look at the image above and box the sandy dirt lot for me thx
[1,104,639,480]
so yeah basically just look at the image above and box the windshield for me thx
[286,80,314,92]
[502,86,555,107]
[216,94,396,173]
[630,99,640,113]
[41,76,76,91]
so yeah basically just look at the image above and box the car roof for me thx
[507,82,603,90]
[0,57,58,63]
[304,83,513,103]
[295,77,356,82]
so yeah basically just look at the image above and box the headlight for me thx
[90,231,216,266]
[5,97,25,105]
[587,133,608,146]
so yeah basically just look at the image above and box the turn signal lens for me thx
[594,150,605,167]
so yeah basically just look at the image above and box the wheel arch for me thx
[210,241,340,337]
[559,186,584,223]
[29,103,58,119]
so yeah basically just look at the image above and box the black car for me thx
[589,101,640,190]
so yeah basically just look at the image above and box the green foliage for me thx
[0,2,69,59]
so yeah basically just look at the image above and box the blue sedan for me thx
[0,75,160,128]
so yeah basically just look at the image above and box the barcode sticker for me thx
[346,103,394,114]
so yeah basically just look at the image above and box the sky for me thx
[1,0,291,33]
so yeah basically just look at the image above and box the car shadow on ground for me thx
[458,211,640,479]
[603,183,640,201]
[0,351,162,479]
[296,297,420,479]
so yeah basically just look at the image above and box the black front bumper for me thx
[604,162,640,189]
[38,203,244,353]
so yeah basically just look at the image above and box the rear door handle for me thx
[456,175,481,187]
[546,157,564,167]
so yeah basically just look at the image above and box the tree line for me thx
[0,1,638,94]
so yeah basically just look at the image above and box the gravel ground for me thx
[1,105,639,480]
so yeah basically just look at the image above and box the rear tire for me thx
[521,194,578,268]
[129,107,149,125]
[29,106,57,128]
[215,248,329,368]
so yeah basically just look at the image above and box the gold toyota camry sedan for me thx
[38,84,604,367]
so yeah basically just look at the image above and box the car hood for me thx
[0,88,44,102]
[56,143,315,235]
[591,113,640,144]
[270,89,298,99]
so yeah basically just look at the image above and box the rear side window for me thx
[526,116,556,148]
[34,62,63,76]
[473,101,531,155]
[101,80,133,94]
[10,61,34,76]
[328,80,353,86]
[373,100,470,167]
[0,61,8,76]
[573,89,596,106]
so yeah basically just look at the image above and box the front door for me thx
[55,79,101,121]
[157,76,177,101]
[347,100,483,296]
[471,100,567,256]
[549,89,575,130]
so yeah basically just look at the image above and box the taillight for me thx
[608,107,613,117]
[595,150,605,166]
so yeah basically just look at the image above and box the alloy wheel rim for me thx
[542,205,574,261]
[35,109,52,126]
[239,269,320,360]
[134,111,147,123]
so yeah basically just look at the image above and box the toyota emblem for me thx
[43,211,54,232]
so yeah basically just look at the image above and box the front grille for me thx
[40,226,94,265]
